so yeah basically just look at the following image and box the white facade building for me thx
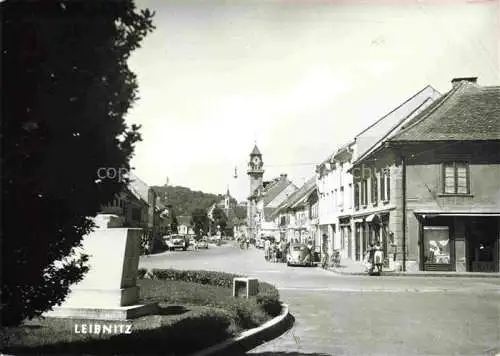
[316,142,355,259]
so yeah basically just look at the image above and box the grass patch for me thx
[1,269,282,355]
[1,306,233,355]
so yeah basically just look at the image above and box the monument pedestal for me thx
[44,216,157,320]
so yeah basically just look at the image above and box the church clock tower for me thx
[247,144,264,239]
[247,144,264,195]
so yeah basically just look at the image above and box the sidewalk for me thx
[328,258,500,278]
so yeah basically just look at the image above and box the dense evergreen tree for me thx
[1,0,154,325]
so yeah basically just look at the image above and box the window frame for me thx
[361,179,368,207]
[380,172,385,201]
[442,161,470,195]
[371,174,378,206]
[354,182,360,210]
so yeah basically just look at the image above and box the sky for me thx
[126,0,500,202]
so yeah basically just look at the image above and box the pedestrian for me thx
[374,240,383,273]
[280,239,287,263]
[368,242,375,274]
[264,238,271,261]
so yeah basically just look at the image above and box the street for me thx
[139,243,500,356]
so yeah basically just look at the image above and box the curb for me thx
[190,303,294,356]
[329,268,500,278]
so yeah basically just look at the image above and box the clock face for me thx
[252,156,260,166]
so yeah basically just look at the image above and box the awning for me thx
[365,213,381,223]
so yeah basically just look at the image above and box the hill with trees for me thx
[152,185,224,217]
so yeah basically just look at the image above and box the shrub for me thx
[146,269,282,319]
[137,268,148,279]
[151,269,243,288]
[255,281,281,317]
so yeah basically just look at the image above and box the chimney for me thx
[451,77,478,87]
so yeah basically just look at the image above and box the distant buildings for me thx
[100,172,171,251]
[246,145,298,240]
[177,215,195,235]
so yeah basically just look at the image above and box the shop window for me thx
[423,226,450,265]
[443,162,470,194]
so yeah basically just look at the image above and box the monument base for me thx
[59,286,140,308]
[44,302,158,321]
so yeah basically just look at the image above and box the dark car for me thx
[286,243,313,267]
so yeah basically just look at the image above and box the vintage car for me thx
[195,238,209,249]
[286,243,313,267]
[164,234,188,251]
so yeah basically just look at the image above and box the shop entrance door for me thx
[467,218,499,272]
[347,226,352,259]
[355,224,361,261]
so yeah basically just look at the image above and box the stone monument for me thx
[44,214,157,320]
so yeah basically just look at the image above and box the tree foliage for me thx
[152,185,222,217]
[1,0,155,325]
[210,207,229,235]
[191,208,210,238]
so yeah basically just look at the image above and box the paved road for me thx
[140,243,500,356]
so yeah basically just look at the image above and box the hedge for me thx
[150,268,242,289]
[139,268,282,317]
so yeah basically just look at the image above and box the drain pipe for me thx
[401,154,407,272]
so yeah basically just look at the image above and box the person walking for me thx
[374,240,383,273]
[368,242,375,274]
[264,238,271,261]
[321,234,329,268]
[280,239,287,263]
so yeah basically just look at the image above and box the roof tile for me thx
[391,83,500,141]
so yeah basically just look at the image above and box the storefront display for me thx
[423,226,450,267]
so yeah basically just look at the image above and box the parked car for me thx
[196,239,209,249]
[164,234,188,251]
[286,243,313,267]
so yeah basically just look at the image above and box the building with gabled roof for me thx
[246,144,298,239]
[351,77,500,273]
[270,177,318,244]
[315,85,442,262]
